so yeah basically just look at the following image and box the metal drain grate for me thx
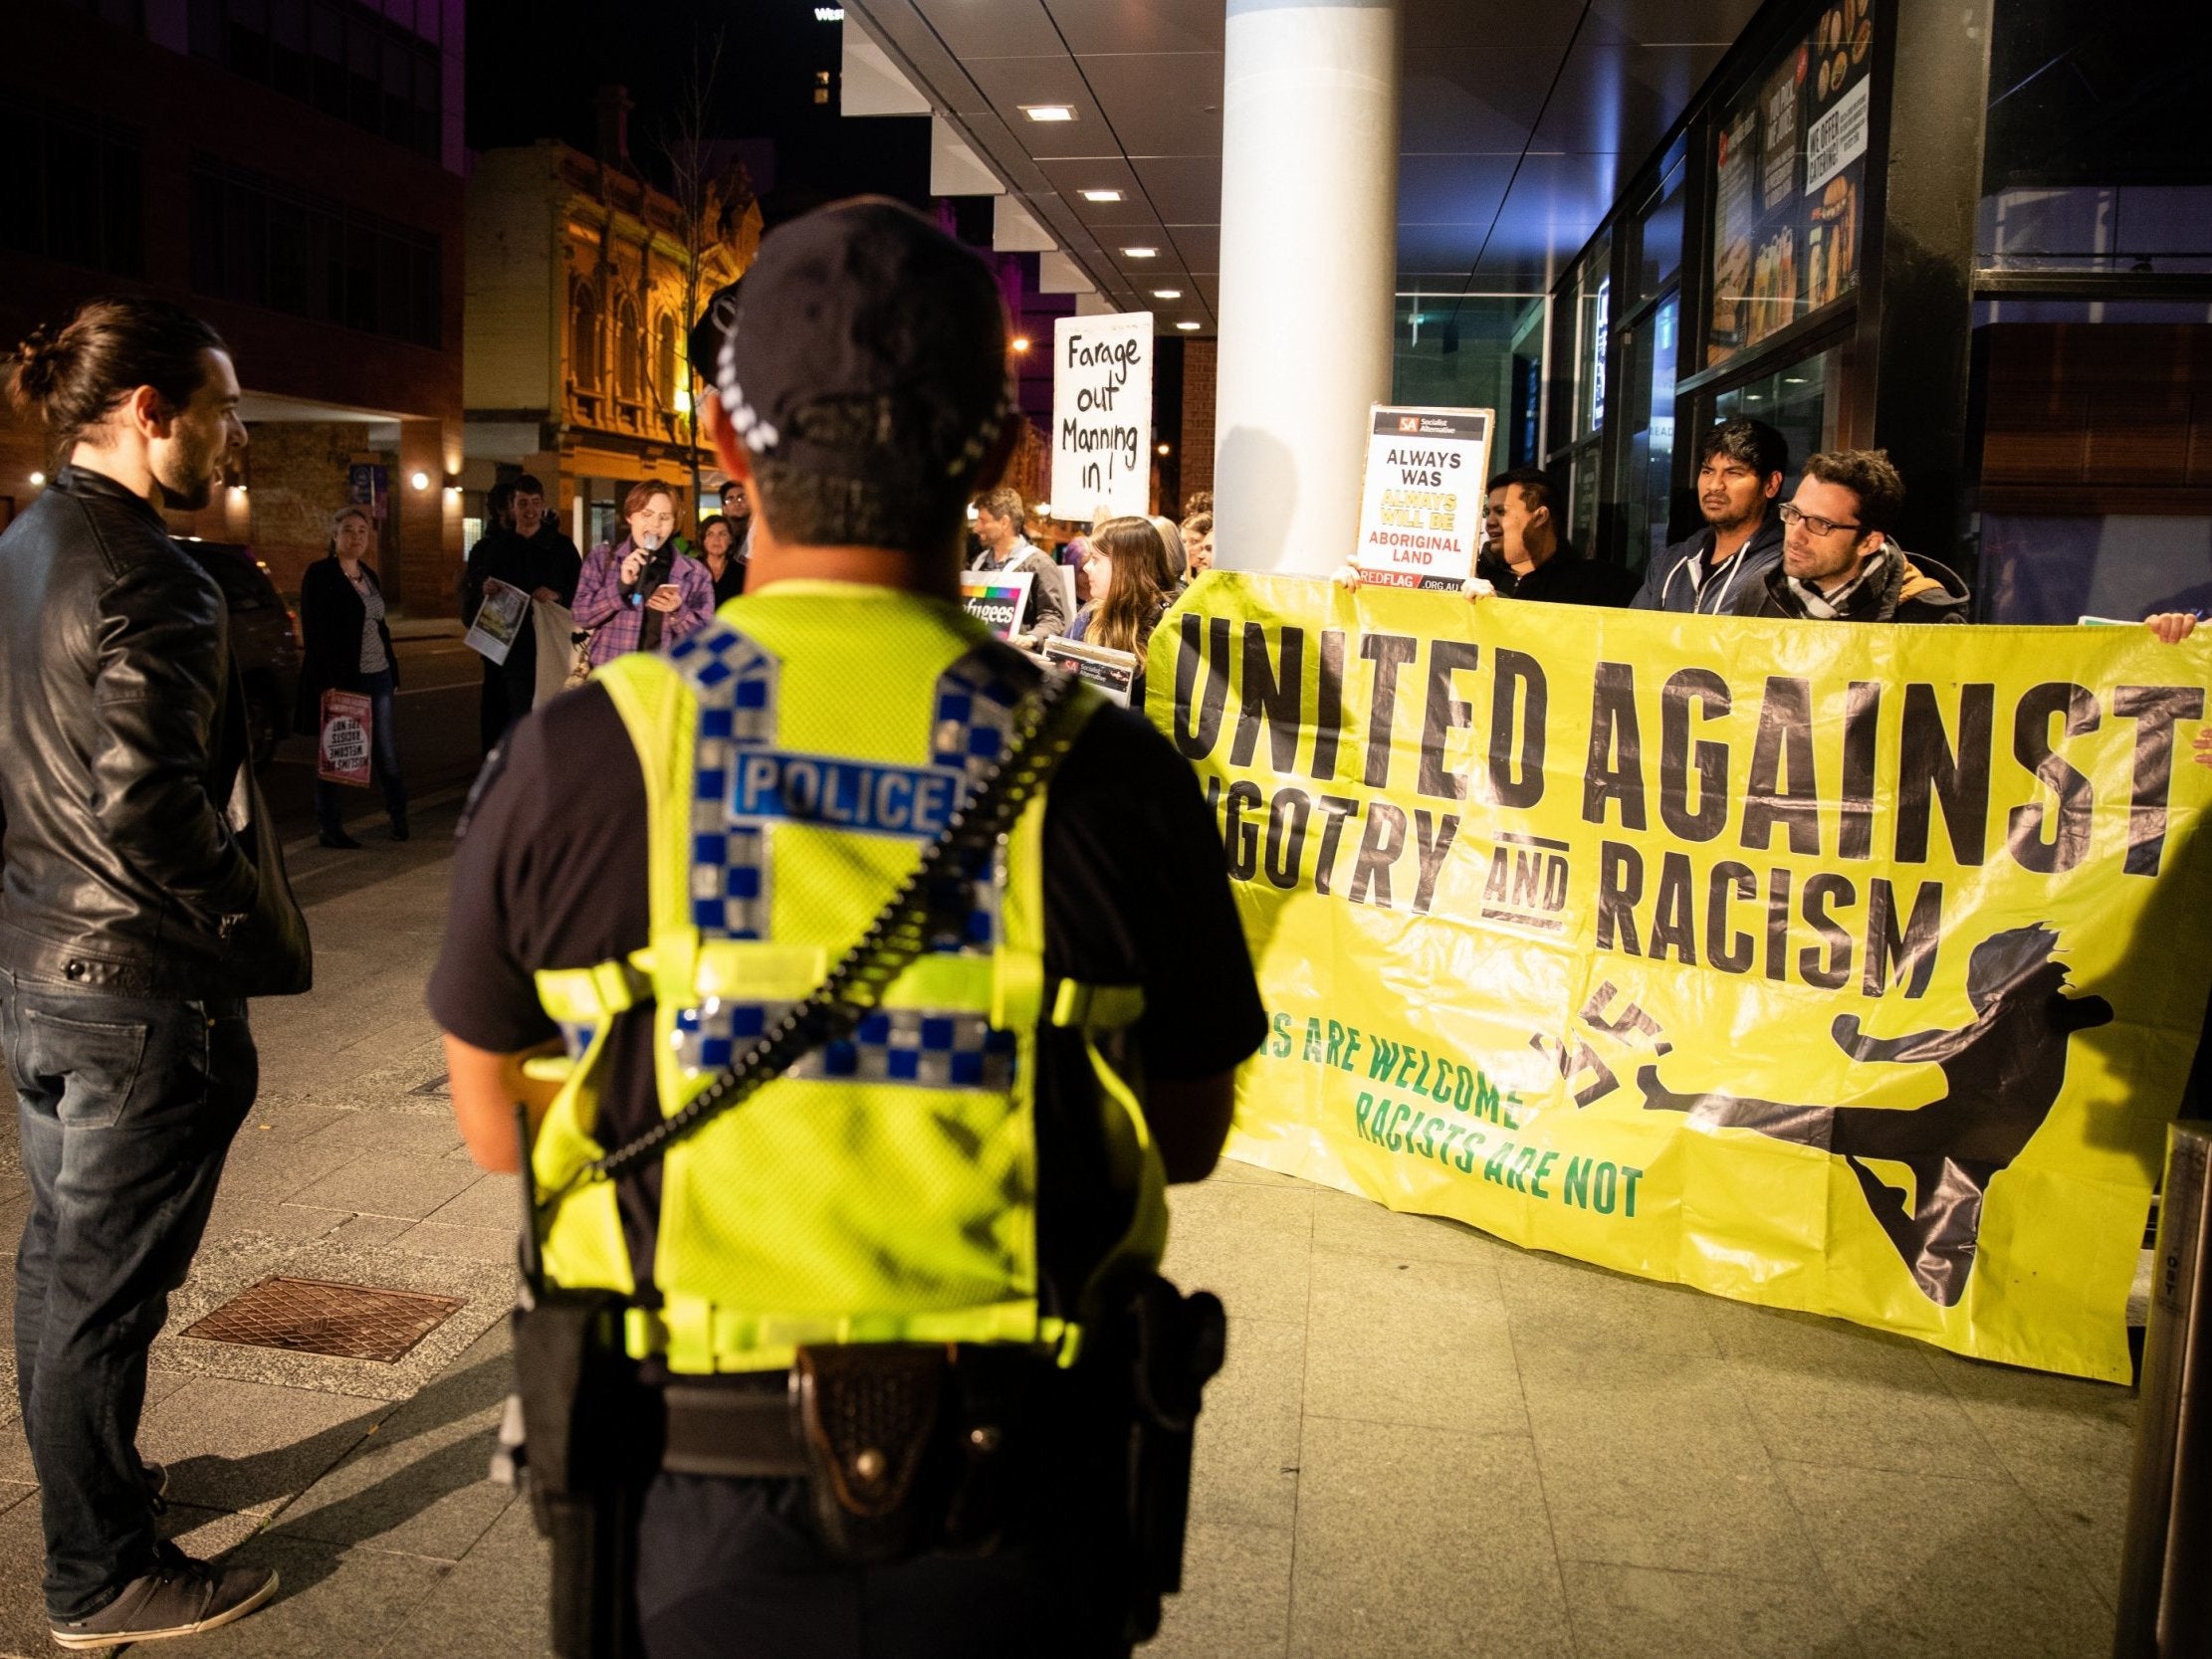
[183,1276,463,1363]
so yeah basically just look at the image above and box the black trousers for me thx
[634,1474,1134,1659]
[2,972,255,1617]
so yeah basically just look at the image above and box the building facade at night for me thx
[2,0,467,614]
[461,97,760,555]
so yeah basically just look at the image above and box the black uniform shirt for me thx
[429,671,1267,1317]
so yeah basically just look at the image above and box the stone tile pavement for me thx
[0,808,2143,1656]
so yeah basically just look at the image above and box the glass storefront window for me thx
[1712,347,1837,484]
[1392,295,1546,424]
[1631,159,1686,305]
[1616,295,1681,570]
[1981,0,2212,275]
[1705,0,1876,368]
[1574,231,1613,441]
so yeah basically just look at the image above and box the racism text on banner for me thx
[961,568,1033,642]
[1053,311,1153,522]
[1354,405,1494,591]
[1146,572,2212,1380]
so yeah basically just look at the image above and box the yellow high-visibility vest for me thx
[526,583,1168,1374]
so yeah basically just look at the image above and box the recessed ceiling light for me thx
[1021,104,1075,122]
[1175,321,1201,331]
[1151,289,1183,300]
[1080,189,1123,203]
[1121,246,1158,259]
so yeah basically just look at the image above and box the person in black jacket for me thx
[1731,449,1970,625]
[1477,468,1626,605]
[460,473,582,750]
[298,505,407,848]
[1,298,308,1647]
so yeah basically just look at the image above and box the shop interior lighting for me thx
[1021,104,1075,123]
[1121,246,1158,259]
[1080,189,1123,203]
[1157,443,1172,456]
[1151,289,1183,300]
[1175,320,1201,330]
[1010,335,1031,353]
[28,471,45,487]
[410,470,431,491]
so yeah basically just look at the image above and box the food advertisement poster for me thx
[1707,0,1874,367]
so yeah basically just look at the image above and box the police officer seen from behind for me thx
[1629,417,1788,614]
[430,198,1265,1659]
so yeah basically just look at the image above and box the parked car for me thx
[173,538,300,767]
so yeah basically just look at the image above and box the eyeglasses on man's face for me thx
[1777,502,1864,537]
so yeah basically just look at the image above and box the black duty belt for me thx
[661,1378,810,1479]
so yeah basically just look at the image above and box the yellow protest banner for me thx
[1147,572,2212,1381]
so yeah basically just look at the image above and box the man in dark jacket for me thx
[461,472,583,750]
[1732,449,1969,624]
[1,298,310,1646]
[1478,468,1624,606]
[1630,418,1788,614]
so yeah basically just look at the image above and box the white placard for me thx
[1052,311,1154,521]
[1804,76,1872,196]
[1352,405,1495,589]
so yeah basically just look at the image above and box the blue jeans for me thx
[1,968,257,1618]
[314,666,407,836]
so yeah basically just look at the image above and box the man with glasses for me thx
[1630,418,1788,614]
[1732,448,1968,624]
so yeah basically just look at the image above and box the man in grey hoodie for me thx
[1630,417,1788,615]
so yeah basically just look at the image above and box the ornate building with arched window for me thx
[463,115,759,551]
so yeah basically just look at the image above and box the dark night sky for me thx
[463,0,932,222]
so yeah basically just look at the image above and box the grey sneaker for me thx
[50,1545,279,1650]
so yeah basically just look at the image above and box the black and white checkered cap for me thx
[686,197,1014,489]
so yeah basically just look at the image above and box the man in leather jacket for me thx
[0,298,310,1648]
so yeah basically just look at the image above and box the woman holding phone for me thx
[572,482,715,669]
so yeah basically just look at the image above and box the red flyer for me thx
[318,690,373,786]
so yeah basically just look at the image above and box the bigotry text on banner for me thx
[1144,571,2212,1381]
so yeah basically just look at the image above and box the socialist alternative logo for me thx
[1637,924,2113,1307]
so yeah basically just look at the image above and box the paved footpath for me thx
[0,803,2144,1656]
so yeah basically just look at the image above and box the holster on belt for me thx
[511,1290,652,1659]
[792,1345,951,1563]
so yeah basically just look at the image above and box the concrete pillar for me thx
[1214,0,1400,575]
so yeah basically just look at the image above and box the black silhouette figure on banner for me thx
[1637,925,2113,1307]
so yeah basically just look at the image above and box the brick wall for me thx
[1178,337,1217,512]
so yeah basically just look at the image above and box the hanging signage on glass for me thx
[1706,0,1875,367]
[1052,311,1154,521]
[1352,405,1494,590]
